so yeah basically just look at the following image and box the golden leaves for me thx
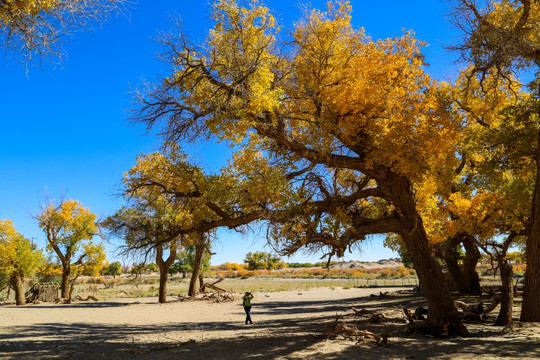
[0,0,58,24]
[37,199,98,252]
[0,219,44,277]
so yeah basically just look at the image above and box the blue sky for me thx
[0,0,462,266]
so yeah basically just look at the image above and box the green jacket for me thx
[242,294,253,307]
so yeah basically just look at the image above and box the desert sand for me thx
[1,286,539,359]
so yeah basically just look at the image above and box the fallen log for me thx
[324,323,389,346]
[369,313,386,323]
[352,307,372,315]
[205,284,227,293]
[454,300,484,321]
[403,307,415,324]
[484,295,501,314]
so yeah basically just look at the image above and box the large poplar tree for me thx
[451,0,540,322]
[36,198,102,299]
[130,1,468,335]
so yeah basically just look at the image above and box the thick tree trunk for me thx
[158,267,169,303]
[156,243,177,304]
[389,176,468,336]
[60,264,70,299]
[461,235,481,294]
[11,273,26,306]
[495,260,514,326]
[521,135,540,322]
[188,236,205,297]
[438,238,467,293]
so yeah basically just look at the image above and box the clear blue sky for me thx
[0,0,461,266]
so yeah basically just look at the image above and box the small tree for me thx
[0,220,44,305]
[244,251,281,270]
[105,206,180,303]
[104,261,122,277]
[36,198,100,299]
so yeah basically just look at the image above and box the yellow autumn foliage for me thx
[0,219,44,278]
[0,0,57,25]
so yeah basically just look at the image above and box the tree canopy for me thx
[36,198,103,299]
[0,219,44,305]
[129,0,468,335]
[1,0,127,62]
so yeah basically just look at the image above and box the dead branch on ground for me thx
[323,321,390,346]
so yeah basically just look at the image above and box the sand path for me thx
[1,287,539,359]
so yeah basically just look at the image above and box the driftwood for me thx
[369,313,386,323]
[403,307,415,324]
[403,295,502,331]
[324,322,389,346]
[454,300,484,321]
[177,290,234,303]
[401,307,433,333]
[483,295,501,314]
[200,278,226,293]
[76,295,99,302]
[401,306,428,321]
[352,307,372,315]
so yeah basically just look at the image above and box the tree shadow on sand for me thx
[0,316,329,360]
[1,290,538,360]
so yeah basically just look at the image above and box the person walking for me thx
[242,291,254,325]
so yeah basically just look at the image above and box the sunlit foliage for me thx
[0,0,127,62]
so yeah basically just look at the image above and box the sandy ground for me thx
[1,287,539,360]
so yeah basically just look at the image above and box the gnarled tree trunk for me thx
[188,234,205,296]
[156,243,177,303]
[60,264,70,299]
[495,259,514,326]
[461,235,481,294]
[11,273,26,306]
[438,235,481,295]
[438,237,467,293]
[521,134,540,322]
[389,176,468,336]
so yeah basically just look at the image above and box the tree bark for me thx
[60,263,70,299]
[156,243,177,303]
[188,235,205,296]
[461,235,481,294]
[495,260,514,326]
[438,238,467,293]
[388,176,468,336]
[198,274,205,292]
[11,273,26,306]
[521,134,540,322]
[66,276,79,304]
